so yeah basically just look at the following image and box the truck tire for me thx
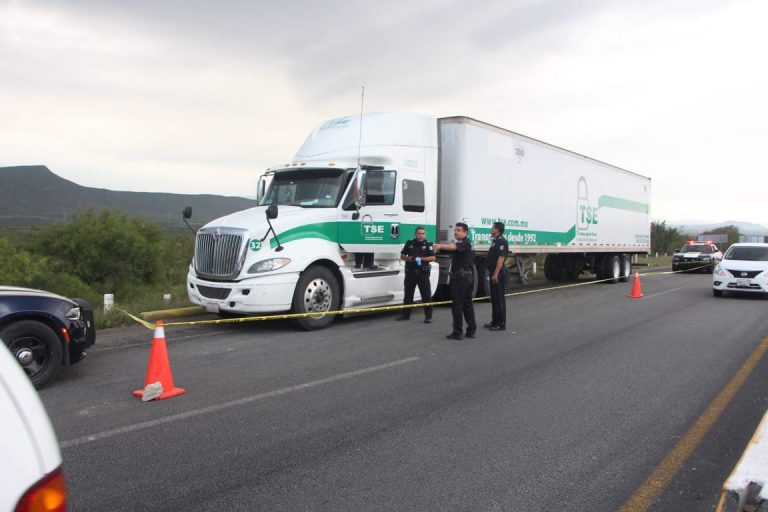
[1,320,63,389]
[619,255,631,282]
[672,263,679,272]
[544,254,560,282]
[594,256,605,281]
[291,266,341,331]
[604,255,621,284]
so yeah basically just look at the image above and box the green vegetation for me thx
[0,209,195,329]
[650,220,686,255]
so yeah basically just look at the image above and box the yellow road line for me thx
[620,335,768,511]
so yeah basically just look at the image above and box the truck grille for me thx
[194,228,248,280]
[196,285,231,300]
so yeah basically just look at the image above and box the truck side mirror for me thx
[266,204,278,220]
[183,206,192,220]
[353,170,367,209]
[256,177,266,203]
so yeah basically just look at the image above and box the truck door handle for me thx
[390,224,400,239]
[384,213,399,217]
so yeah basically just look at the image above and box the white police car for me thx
[672,241,722,273]
[713,243,768,297]
[0,342,67,511]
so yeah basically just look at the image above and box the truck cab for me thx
[186,112,440,329]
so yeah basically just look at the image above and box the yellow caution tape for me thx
[118,264,710,330]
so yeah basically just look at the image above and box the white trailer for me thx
[186,112,650,329]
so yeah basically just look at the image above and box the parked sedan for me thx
[712,243,768,297]
[0,286,95,388]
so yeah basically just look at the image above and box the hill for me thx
[671,220,768,236]
[0,165,256,231]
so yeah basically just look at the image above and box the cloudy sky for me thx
[2,0,766,224]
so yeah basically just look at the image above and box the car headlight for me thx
[672,255,681,260]
[247,258,291,274]
[701,256,711,261]
[66,306,82,321]
[714,264,730,277]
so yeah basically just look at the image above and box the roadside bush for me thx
[33,209,164,295]
[0,238,96,301]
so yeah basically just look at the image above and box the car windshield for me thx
[724,246,768,261]
[259,169,349,208]
[681,245,712,253]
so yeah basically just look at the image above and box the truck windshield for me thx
[260,169,348,208]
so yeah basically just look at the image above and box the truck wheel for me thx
[291,266,341,330]
[1,320,63,389]
[594,257,605,280]
[604,255,621,284]
[619,255,631,282]
[672,264,679,272]
[544,254,560,281]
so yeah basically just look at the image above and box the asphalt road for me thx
[40,271,768,511]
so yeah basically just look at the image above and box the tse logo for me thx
[579,205,598,225]
[362,224,384,235]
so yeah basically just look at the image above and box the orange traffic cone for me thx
[628,271,644,299]
[133,321,185,400]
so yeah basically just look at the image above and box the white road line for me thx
[642,286,686,299]
[60,356,420,449]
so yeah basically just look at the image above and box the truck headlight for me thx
[247,258,291,274]
[66,306,82,321]
[701,256,711,261]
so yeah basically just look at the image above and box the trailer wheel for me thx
[544,254,560,282]
[1,320,63,389]
[619,255,631,282]
[291,266,341,331]
[605,255,621,284]
[594,256,605,280]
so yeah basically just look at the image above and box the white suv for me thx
[0,342,67,511]
[713,243,768,297]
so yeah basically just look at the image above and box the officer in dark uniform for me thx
[396,227,436,323]
[484,222,509,331]
[435,222,477,340]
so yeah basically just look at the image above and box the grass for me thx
[95,283,193,329]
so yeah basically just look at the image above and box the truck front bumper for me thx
[187,271,300,314]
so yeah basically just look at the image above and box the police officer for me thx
[397,227,436,323]
[435,222,477,340]
[484,222,509,331]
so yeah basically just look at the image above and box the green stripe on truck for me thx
[598,196,650,214]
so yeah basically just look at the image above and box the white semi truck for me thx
[186,112,651,329]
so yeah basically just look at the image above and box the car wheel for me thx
[1,320,63,389]
[291,266,341,330]
[672,264,678,272]
[713,289,724,297]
